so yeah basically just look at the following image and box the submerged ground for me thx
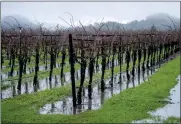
[1,55,180,123]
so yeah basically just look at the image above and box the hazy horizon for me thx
[1,2,180,27]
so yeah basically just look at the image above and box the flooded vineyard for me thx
[40,64,158,115]
[1,25,180,119]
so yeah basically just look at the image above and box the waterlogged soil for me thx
[1,68,83,99]
[1,59,121,99]
[132,75,180,123]
[39,64,158,115]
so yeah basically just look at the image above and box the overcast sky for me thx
[1,2,180,26]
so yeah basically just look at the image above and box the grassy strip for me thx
[2,55,180,123]
[1,55,69,73]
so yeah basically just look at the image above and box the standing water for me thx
[132,75,180,123]
[39,64,158,115]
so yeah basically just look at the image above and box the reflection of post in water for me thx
[126,70,130,81]
[50,103,55,113]
[77,102,82,114]
[147,67,150,80]
[119,76,122,92]
[55,75,58,86]
[12,81,16,97]
[110,85,113,96]
[75,71,79,80]
[126,79,130,89]
[142,67,145,82]
[62,100,66,113]
[25,81,28,94]
[29,68,31,74]
[150,64,153,75]
[73,106,76,115]
[33,81,39,92]
[17,86,21,95]
[152,63,155,73]
[63,74,66,82]
[45,77,48,88]
[101,90,105,105]
[132,74,135,87]
[83,87,85,97]
[61,75,64,86]
[49,79,52,89]
[88,95,92,110]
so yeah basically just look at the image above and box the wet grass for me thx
[2,55,180,123]
[164,116,181,123]
[1,54,70,73]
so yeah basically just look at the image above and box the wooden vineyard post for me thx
[119,36,122,83]
[68,34,76,107]
[17,28,23,93]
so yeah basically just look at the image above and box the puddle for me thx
[1,62,102,99]
[132,75,180,123]
[1,56,124,99]
[1,65,50,80]
[39,64,158,115]
[0,55,163,100]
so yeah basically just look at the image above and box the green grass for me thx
[1,55,70,73]
[164,116,181,123]
[2,55,180,123]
